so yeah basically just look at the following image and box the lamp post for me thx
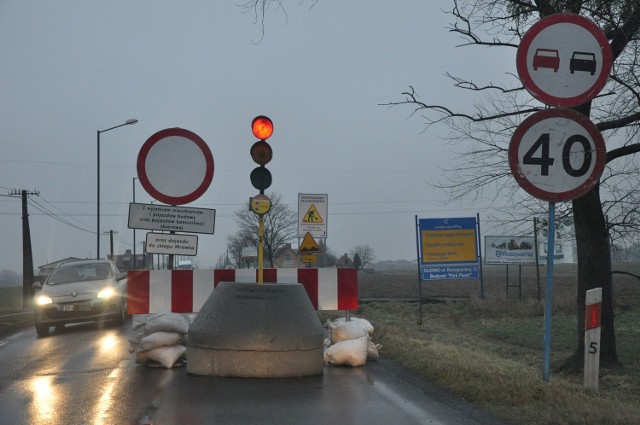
[97,119,138,260]
[132,177,138,269]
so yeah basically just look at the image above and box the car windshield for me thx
[47,263,112,285]
[573,52,595,60]
[535,49,558,57]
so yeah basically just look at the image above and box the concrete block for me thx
[187,282,325,377]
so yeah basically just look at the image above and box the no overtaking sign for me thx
[516,13,612,107]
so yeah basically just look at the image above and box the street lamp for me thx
[97,119,138,259]
[132,176,138,269]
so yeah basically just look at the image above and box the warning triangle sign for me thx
[299,232,321,254]
[302,204,323,223]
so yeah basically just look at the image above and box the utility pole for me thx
[104,230,118,261]
[10,189,39,309]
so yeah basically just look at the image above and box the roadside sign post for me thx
[514,13,611,383]
[133,128,214,269]
[509,110,606,382]
[584,287,602,391]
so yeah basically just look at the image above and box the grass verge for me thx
[355,300,640,425]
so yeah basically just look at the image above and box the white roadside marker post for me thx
[584,287,602,392]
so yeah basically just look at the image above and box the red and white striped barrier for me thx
[127,268,358,314]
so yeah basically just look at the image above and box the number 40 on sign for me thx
[509,108,606,202]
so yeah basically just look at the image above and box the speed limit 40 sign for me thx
[509,109,606,202]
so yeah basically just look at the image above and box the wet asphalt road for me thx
[0,319,506,425]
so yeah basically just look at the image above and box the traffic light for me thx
[250,115,273,193]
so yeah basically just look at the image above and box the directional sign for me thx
[509,109,606,202]
[137,128,214,205]
[516,13,612,107]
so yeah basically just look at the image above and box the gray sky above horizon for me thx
[0,1,516,273]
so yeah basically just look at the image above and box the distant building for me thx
[272,244,303,268]
[110,249,153,271]
[536,217,577,264]
[335,253,353,268]
[37,257,84,279]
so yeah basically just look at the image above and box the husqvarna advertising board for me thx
[485,236,536,265]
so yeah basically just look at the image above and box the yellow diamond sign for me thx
[299,232,321,254]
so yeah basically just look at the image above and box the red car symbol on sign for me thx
[533,48,560,72]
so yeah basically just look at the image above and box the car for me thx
[32,259,128,337]
[570,51,597,75]
[533,48,560,72]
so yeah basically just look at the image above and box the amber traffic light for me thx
[252,116,273,140]
[250,115,273,193]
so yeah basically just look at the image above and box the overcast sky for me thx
[0,1,515,272]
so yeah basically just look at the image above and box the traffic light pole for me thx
[258,215,264,284]
[249,115,274,285]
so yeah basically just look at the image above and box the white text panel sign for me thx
[128,203,215,234]
[145,233,198,256]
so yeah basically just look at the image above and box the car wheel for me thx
[35,320,49,338]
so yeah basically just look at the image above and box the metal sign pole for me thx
[414,215,423,325]
[543,201,556,382]
[258,215,264,284]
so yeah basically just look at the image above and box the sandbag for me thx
[329,319,371,344]
[144,312,191,335]
[324,336,368,367]
[138,331,184,351]
[331,317,374,334]
[367,340,383,362]
[144,345,187,368]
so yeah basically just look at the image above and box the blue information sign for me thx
[418,217,480,281]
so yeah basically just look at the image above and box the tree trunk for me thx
[572,185,618,364]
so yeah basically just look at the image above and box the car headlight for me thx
[35,295,53,306]
[97,287,116,299]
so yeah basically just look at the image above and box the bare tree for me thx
[226,229,255,268]
[383,0,640,365]
[351,245,376,270]
[230,192,298,268]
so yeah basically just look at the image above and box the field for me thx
[353,264,640,425]
[3,265,639,424]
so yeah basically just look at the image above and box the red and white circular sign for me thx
[509,109,606,202]
[516,13,612,107]
[137,128,214,205]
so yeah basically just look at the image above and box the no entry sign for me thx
[516,13,612,107]
[137,128,214,205]
[509,109,606,202]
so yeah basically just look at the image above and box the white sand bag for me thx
[138,331,184,351]
[144,312,191,335]
[329,319,371,344]
[145,345,187,368]
[324,336,368,367]
[332,317,374,334]
[367,340,382,362]
[132,314,151,330]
